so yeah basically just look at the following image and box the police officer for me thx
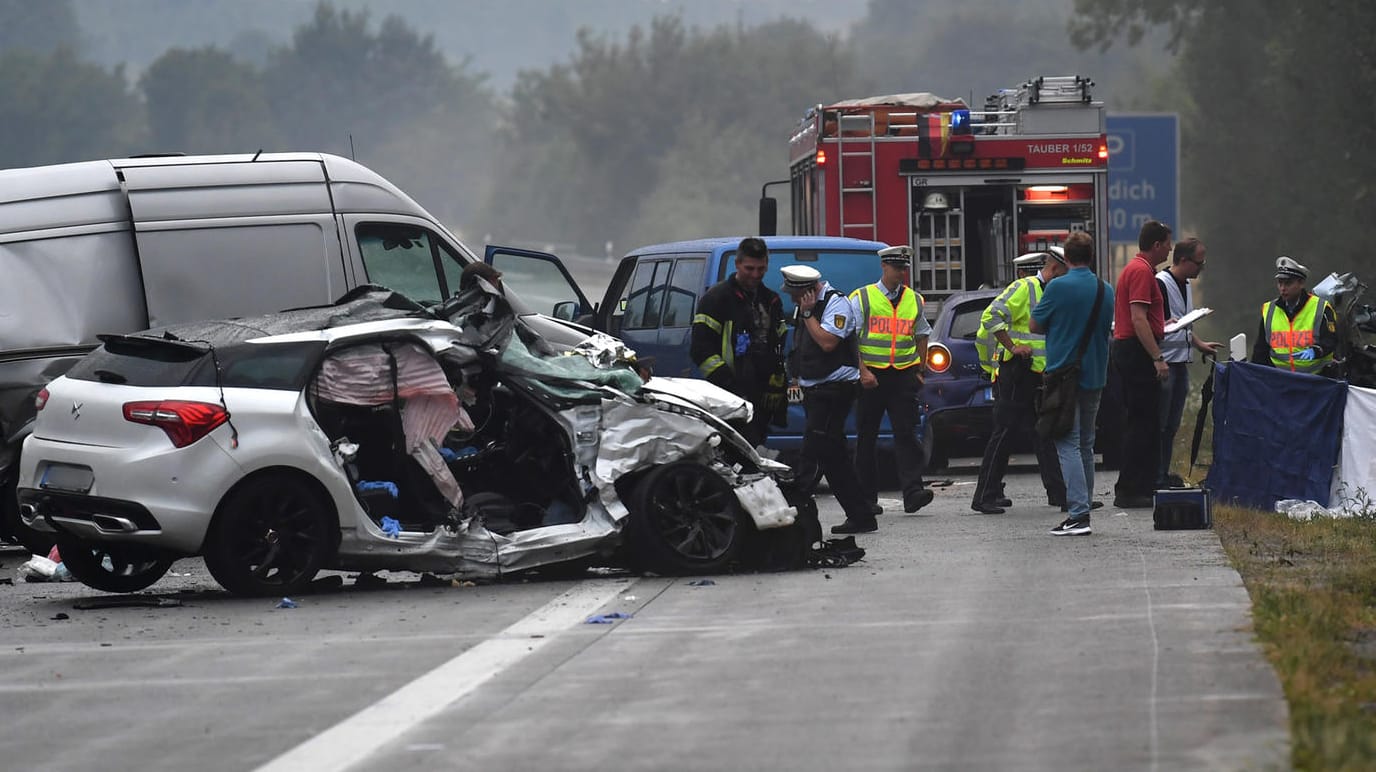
[849,245,933,514]
[781,264,876,534]
[691,237,789,446]
[970,248,1069,513]
[1250,256,1339,375]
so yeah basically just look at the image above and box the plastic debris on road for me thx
[380,516,402,537]
[1275,499,1351,521]
[686,579,716,586]
[585,611,633,624]
[276,598,298,609]
[17,555,75,583]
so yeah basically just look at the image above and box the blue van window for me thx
[720,249,880,316]
[660,257,705,328]
[622,260,670,330]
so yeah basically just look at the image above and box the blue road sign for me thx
[1106,114,1179,244]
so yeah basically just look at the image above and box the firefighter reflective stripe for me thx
[978,277,1047,373]
[692,313,722,333]
[851,284,921,369]
[693,312,734,376]
[1264,296,1332,373]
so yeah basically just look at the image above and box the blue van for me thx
[488,236,925,459]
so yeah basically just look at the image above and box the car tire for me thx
[203,472,335,597]
[56,538,174,593]
[626,461,744,575]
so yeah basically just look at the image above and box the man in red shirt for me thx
[1111,220,1172,508]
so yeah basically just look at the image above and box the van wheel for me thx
[204,473,334,597]
[626,462,743,575]
[56,538,174,593]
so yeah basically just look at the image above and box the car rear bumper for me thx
[18,434,241,553]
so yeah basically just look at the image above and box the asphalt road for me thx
[0,465,1288,771]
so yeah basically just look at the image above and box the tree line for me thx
[11,0,1354,345]
[1071,0,1376,339]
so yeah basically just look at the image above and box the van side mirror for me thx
[759,196,778,237]
[552,300,578,321]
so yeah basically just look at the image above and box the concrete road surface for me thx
[0,467,1288,771]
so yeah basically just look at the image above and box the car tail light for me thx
[35,387,50,412]
[123,400,229,448]
[926,344,952,374]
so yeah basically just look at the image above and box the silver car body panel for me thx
[19,298,799,577]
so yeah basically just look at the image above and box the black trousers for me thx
[971,356,1066,506]
[799,380,873,523]
[1112,337,1162,498]
[854,366,926,501]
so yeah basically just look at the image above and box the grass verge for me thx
[1213,503,1376,769]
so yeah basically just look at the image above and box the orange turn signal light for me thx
[926,344,951,374]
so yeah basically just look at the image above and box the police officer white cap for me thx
[1275,255,1308,281]
[878,245,913,267]
[1013,251,1047,270]
[781,264,822,290]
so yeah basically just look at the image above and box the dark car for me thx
[922,290,999,470]
[921,289,1122,471]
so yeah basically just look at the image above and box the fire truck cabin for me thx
[785,75,1109,315]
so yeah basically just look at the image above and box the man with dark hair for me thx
[1155,238,1221,484]
[460,261,503,291]
[1251,256,1339,374]
[1031,232,1114,535]
[781,264,876,535]
[1110,220,1171,509]
[691,237,788,446]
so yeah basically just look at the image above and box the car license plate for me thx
[40,463,94,493]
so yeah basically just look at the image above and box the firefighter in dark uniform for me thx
[1251,256,1339,376]
[781,264,877,535]
[691,237,788,446]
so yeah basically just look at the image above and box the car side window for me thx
[950,301,989,340]
[660,257,705,328]
[356,223,446,303]
[622,260,670,330]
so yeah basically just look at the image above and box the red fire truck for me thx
[762,75,1110,313]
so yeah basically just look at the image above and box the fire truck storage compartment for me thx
[910,178,1099,301]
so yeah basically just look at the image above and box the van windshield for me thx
[718,250,881,315]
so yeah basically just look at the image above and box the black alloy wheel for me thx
[628,462,743,575]
[203,473,334,597]
[56,538,175,593]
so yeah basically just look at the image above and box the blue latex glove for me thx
[1293,347,1316,361]
[356,480,399,498]
[379,516,402,537]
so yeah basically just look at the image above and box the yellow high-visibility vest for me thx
[850,283,923,369]
[976,276,1048,375]
[1263,295,1332,373]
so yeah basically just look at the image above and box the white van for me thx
[0,152,591,549]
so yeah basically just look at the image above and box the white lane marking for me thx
[256,579,629,772]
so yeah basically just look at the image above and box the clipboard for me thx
[1164,307,1211,334]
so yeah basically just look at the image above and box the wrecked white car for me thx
[17,286,818,596]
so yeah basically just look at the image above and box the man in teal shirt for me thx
[1030,232,1114,535]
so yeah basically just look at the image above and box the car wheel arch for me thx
[207,466,341,552]
[202,466,340,596]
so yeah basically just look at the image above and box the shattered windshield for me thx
[498,333,643,402]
